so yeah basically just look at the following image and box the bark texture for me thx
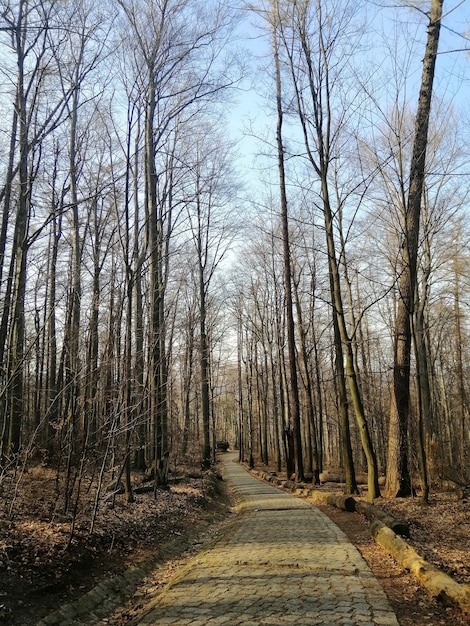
[386,0,444,498]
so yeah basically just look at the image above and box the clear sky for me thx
[227,1,470,196]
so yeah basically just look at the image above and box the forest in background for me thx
[0,0,469,532]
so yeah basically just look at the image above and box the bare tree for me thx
[270,0,304,481]
[0,0,78,459]
[386,0,444,498]
[116,0,239,481]
[184,126,238,467]
[267,0,379,498]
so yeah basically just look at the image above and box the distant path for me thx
[131,452,399,625]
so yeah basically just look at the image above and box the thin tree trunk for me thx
[199,262,211,468]
[453,254,467,471]
[84,200,100,449]
[132,112,146,471]
[272,10,304,481]
[181,308,195,457]
[293,273,321,484]
[46,206,61,458]
[6,8,30,457]
[237,311,245,463]
[145,75,168,484]
[412,307,430,503]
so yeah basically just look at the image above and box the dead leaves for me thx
[378,493,470,587]
[0,465,212,625]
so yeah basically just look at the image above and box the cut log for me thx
[307,491,356,512]
[307,491,330,506]
[326,494,357,512]
[356,500,410,537]
[371,521,470,614]
[320,471,386,486]
[282,480,295,490]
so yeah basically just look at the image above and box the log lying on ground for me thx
[356,501,410,537]
[371,520,470,614]
[320,471,386,486]
[307,490,357,512]
[325,494,357,512]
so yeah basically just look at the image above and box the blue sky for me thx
[227,1,470,195]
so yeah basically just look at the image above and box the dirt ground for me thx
[0,458,469,626]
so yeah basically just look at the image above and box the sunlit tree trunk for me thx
[386,0,444,497]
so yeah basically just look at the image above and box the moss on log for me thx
[356,501,410,537]
[371,521,470,614]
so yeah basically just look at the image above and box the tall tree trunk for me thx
[146,77,168,484]
[272,9,304,481]
[181,306,196,457]
[84,199,100,450]
[270,345,282,473]
[63,81,83,512]
[199,258,211,468]
[413,205,434,503]
[0,109,19,440]
[274,0,377,495]
[323,188,379,499]
[453,253,467,472]
[293,273,321,484]
[5,8,30,457]
[237,310,245,463]
[46,204,61,459]
[123,267,135,503]
[132,112,146,471]
[413,306,430,503]
[386,0,444,497]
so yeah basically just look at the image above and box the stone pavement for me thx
[130,452,399,626]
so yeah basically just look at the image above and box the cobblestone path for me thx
[131,453,399,626]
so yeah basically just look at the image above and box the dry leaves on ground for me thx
[1,459,470,626]
[0,463,226,625]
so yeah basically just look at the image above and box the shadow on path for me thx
[129,452,399,626]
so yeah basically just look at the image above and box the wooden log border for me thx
[371,521,470,614]
[246,464,470,614]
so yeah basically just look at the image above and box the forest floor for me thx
[0,456,469,626]
[314,490,470,626]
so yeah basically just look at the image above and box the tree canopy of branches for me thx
[0,0,469,535]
